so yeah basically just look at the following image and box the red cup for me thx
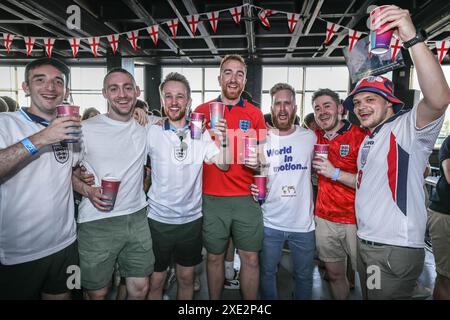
[56,104,81,143]
[314,144,328,159]
[209,102,224,129]
[243,136,257,164]
[254,175,267,203]
[101,176,121,211]
[369,6,395,54]
[190,112,204,140]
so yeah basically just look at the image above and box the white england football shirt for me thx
[77,115,149,223]
[146,123,219,225]
[0,110,77,265]
[355,105,444,247]
[262,126,316,232]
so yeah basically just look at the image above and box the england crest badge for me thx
[339,144,350,157]
[52,144,69,164]
[239,119,251,132]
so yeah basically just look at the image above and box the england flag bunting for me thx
[390,37,402,61]
[25,36,36,56]
[286,13,300,33]
[206,11,219,33]
[325,22,339,45]
[88,36,101,57]
[127,31,139,51]
[147,25,159,45]
[186,14,199,35]
[229,6,242,25]
[347,29,362,52]
[69,38,80,57]
[258,10,271,28]
[166,19,179,39]
[107,34,119,55]
[43,38,55,57]
[3,33,15,54]
[435,40,450,64]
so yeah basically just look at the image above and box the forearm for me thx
[72,172,89,197]
[335,170,357,189]
[411,43,450,111]
[214,146,230,171]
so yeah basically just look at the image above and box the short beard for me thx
[271,111,296,131]
[166,108,187,122]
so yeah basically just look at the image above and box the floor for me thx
[161,246,436,300]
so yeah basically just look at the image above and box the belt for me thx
[360,239,386,246]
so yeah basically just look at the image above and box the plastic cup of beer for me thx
[56,104,81,143]
[190,112,204,140]
[314,144,329,159]
[369,5,395,54]
[209,102,224,130]
[101,176,121,211]
[254,175,267,204]
[243,136,257,164]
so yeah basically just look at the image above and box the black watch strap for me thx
[403,29,426,49]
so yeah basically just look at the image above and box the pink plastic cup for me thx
[56,104,80,143]
[369,6,395,54]
[101,176,121,211]
[254,175,267,203]
[243,136,257,164]
[314,144,329,159]
[209,102,225,129]
[190,112,205,140]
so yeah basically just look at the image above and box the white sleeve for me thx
[202,130,220,161]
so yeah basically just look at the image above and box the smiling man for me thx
[341,5,450,299]
[194,54,267,300]
[72,68,154,300]
[0,58,81,299]
[311,89,365,300]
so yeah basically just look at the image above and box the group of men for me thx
[1,5,449,300]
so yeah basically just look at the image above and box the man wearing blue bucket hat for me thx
[342,5,450,299]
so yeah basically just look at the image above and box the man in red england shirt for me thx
[194,54,266,300]
[311,89,365,299]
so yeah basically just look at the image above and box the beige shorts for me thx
[315,215,357,271]
[427,209,450,278]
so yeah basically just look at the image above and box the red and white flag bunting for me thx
[88,36,101,57]
[166,19,179,39]
[186,14,199,35]
[286,13,300,33]
[347,29,362,52]
[3,33,15,54]
[435,40,450,64]
[69,38,80,57]
[43,38,55,57]
[107,34,119,55]
[127,31,139,51]
[325,22,339,45]
[229,6,242,25]
[390,37,402,61]
[25,36,35,56]
[206,11,219,33]
[258,10,271,28]
[147,25,159,45]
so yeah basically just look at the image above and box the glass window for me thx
[305,66,349,91]
[262,67,303,90]
[71,93,107,114]
[205,68,220,90]
[70,67,105,90]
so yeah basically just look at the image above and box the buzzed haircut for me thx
[24,57,70,87]
[219,54,247,73]
[103,68,136,88]
[270,83,296,104]
[312,88,340,107]
[159,72,191,99]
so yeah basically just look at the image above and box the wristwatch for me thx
[402,29,427,49]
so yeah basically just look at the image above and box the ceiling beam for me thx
[243,0,256,58]
[166,0,194,38]
[122,0,192,63]
[321,0,373,57]
[304,0,324,35]
[285,0,314,58]
[182,0,220,61]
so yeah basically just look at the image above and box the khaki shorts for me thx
[78,208,154,290]
[427,209,450,278]
[357,238,424,300]
[315,215,357,270]
[202,195,263,254]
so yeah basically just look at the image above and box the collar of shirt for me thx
[20,107,50,127]
[216,95,245,109]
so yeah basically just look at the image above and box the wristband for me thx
[331,168,340,181]
[21,138,39,155]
